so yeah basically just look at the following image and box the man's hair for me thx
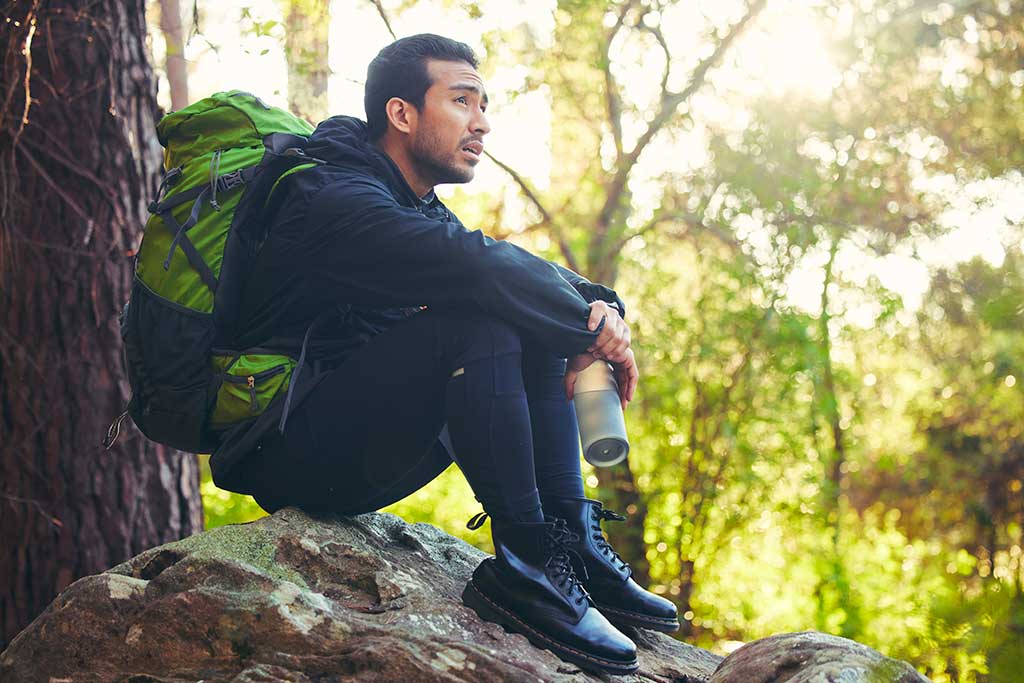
[364,34,479,141]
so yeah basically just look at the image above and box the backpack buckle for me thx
[216,169,245,192]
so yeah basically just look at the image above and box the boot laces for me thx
[543,518,591,606]
[592,506,631,572]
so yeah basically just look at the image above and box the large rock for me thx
[0,508,719,682]
[708,631,932,683]
[0,508,932,683]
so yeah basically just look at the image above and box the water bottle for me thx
[573,360,629,467]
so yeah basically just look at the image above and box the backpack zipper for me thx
[221,364,288,412]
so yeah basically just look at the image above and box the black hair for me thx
[364,33,479,141]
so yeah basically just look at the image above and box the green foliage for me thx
[193,1,1024,679]
[199,455,267,529]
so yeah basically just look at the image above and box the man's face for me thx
[408,59,490,187]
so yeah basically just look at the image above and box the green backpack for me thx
[106,91,321,453]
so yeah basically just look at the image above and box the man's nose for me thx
[471,108,490,136]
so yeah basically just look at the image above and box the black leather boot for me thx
[461,516,639,675]
[540,496,680,633]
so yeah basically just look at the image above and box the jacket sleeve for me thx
[547,260,628,321]
[296,177,606,358]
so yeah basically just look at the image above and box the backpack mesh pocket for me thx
[122,278,219,452]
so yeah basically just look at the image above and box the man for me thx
[210,34,677,675]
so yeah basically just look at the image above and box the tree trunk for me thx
[0,0,203,649]
[677,558,695,637]
[283,0,330,123]
[813,238,860,638]
[592,259,651,586]
[595,456,651,587]
[159,0,189,110]
[819,240,845,527]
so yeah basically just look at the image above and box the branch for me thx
[637,11,672,101]
[661,215,744,256]
[607,176,723,254]
[9,3,39,147]
[21,133,119,218]
[553,62,605,142]
[596,0,768,231]
[368,0,397,40]
[489,218,548,241]
[484,151,581,271]
[17,145,95,244]
[607,206,679,254]
[484,150,553,225]
[602,0,636,160]
[0,492,63,529]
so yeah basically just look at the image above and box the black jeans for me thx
[245,307,586,522]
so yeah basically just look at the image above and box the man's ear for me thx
[384,97,417,135]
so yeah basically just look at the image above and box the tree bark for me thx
[283,0,330,123]
[0,0,203,649]
[159,0,189,110]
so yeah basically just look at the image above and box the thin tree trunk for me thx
[677,558,696,637]
[159,0,189,110]
[819,240,845,531]
[0,0,203,648]
[595,415,651,586]
[813,239,860,637]
[593,259,650,585]
[283,0,330,123]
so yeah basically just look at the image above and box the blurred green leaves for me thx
[194,0,1024,679]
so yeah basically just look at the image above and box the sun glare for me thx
[731,7,842,100]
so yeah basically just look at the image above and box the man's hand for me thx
[564,301,638,411]
[584,300,630,363]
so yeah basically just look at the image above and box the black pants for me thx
[246,307,586,523]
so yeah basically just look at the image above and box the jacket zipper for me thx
[221,364,288,412]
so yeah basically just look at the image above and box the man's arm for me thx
[547,260,627,321]
[297,177,606,358]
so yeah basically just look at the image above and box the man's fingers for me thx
[588,306,607,331]
[628,355,638,401]
[591,319,628,359]
[611,351,638,408]
[597,335,631,363]
[609,335,630,360]
[564,369,578,401]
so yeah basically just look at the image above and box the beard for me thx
[409,126,475,187]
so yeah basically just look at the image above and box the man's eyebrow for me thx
[449,83,489,104]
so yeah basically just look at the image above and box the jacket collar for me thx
[306,115,441,210]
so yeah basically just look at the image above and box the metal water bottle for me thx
[573,360,629,467]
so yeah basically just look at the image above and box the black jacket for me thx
[209,115,625,491]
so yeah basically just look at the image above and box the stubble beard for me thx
[410,127,475,187]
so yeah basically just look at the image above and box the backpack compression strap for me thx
[150,163,260,294]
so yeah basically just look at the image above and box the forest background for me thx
[1,1,1022,682]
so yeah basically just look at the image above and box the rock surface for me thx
[708,631,932,683]
[0,508,931,683]
[0,508,719,682]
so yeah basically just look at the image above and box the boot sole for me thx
[595,604,681,633]
[461,581,640,675]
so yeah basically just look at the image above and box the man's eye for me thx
[455,96,468,104]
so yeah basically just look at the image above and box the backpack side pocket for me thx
[210,350,296,428]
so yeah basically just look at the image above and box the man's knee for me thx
[451,313,523,359]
